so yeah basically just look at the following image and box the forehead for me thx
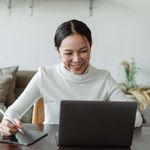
[60,34,90,50]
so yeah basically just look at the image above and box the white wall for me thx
[0,0,150,85]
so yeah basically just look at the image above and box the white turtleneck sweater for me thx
[6,63,143,127]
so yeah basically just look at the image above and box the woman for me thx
[0,19,143,136]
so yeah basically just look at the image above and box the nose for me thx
[72,53,81,62]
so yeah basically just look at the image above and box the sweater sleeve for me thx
[5,69,42,120]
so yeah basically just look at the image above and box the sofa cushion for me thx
[0,69,37,123]
[15,71,36,98]
[0,103,7,121]
[15,70,36,123]
[0,66,18,106]
[0,74,12,103]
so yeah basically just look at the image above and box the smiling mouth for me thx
[71,64,83,69]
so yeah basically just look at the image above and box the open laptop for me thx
[57,100,137,148]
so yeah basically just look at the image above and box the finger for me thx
[0,119,18,136]
[2,118,21,130]
[0,123,12,136]
[0,125,18,136]
[3,119,16,129]
[13,119,22,128]
[0,122,17,132]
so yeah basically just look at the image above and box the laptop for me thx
[57,100,137,148]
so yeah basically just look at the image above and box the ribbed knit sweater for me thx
[6,63,142,127]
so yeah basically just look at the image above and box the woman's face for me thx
[58,34,91,74]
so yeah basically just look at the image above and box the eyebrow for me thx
[63,49,72,52]
[63,46,88,52]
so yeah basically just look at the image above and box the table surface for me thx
[0,124,150,150]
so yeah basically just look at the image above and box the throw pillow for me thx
[0,102,7,121]
[0,74,12,103]
[0,66,18,106]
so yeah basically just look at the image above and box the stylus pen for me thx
[0,109,24,134]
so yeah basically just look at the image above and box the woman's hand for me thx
[0,118,22,136]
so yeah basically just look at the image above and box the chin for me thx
[71,69,85,75]
[73,72,83,75]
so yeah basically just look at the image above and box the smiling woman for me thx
[0,19,143,137]
[54,20,92,75]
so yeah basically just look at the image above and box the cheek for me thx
[59,53,65,60]
[83,53,90,61]
[60,55,70,64]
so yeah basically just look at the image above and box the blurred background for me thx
[0,0,150,85]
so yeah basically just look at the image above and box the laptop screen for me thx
[58,100,137,147]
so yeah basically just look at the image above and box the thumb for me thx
[13,119,22,128]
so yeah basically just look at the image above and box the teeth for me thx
[73,64,81,66]
[72,64,82,68]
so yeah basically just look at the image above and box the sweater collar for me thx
[59,63,94,82]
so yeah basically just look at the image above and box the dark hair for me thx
[54,19,92,50]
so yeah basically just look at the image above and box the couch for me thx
[0,66,36,123]
[15,70,36,123]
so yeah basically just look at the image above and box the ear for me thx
[55,47,59,53]
[57,49,61,58]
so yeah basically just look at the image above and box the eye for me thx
[80,49,88,53]
[64,52,72,55]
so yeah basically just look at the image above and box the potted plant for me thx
[119,57,150,111]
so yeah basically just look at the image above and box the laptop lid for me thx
[58,100,137,147]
